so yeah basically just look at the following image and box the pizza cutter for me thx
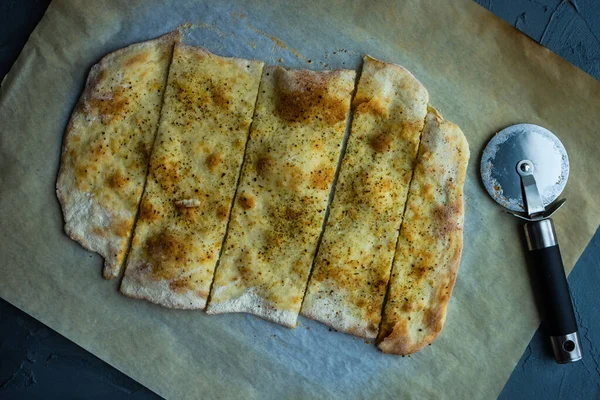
[481,124,582,364]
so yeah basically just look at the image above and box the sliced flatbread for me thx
[206,66,356,327]
[301,55,429,338]
[56,31,180,279]
[120,44,263,309]
[378,108,469,355]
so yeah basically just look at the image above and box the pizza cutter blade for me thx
[481,124,582,364]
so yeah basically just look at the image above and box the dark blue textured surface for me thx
[0,0,598,398]
[479,0,600,80]
[0,302,158,399]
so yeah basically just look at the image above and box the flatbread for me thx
[378,108,469,355]
[120,44,263,309]
[206,66,356,327]
[56,31,180,279]
[301,55,429,338]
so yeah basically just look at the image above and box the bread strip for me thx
[56,31,180,279]
[206,66,355,327]
[378,108,469,354]
[301,55,429,338]
[120,44,263,309]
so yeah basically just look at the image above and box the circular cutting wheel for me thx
[480,124,569,212]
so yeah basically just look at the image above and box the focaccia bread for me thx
[378,108,469,355]
[120,44,263,309]
[206,66,356,327]
[301,55,428,338]
[56,31,180,279]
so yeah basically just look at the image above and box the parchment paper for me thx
[1,0,599,398]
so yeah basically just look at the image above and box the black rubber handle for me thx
[527,245,577,336]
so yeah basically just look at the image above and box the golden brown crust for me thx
[119,43,263,309]
[377,108,469,355]
[274,69,349,125]
[56,31,180,279]
[300,55,429,338]
[59,35,468,352]
[206,66,356,327]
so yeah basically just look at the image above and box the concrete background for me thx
[1,0,598,398]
